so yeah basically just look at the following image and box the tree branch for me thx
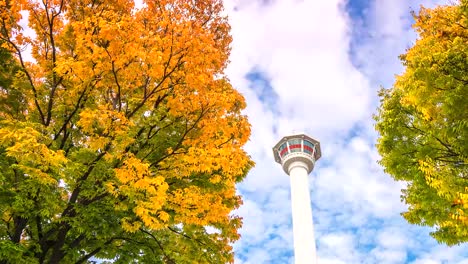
[0,24,45,124]
[140,229,175,264]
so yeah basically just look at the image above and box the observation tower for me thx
[273,134,322,264]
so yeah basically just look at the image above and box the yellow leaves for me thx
[420,107,434,121]
[454,191,468,210]
[113,155,170,229]
[453,196,468,209]
[114,156,169,207]
[418,159,434,177]
[172,143,249,181]
[114,156,150,184]
[394,3,468,125]
[77,107,134,156]
[162,81,251,181]
[1,1,250,260]
[55,0,251,237]
[414,5,463,40]
[0,121,67,184]
[420,157,468,229]
[121,217,142,233]
[167,186,238,227]
[447,209,468,225]
[133,202,167,229]
[78,107,131,136]
[419,159,453,198]
[210,174,222,184]
[158,211,170,222]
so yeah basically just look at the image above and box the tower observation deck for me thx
[273,134,321,264]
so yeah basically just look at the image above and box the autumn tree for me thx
[375,0,468,245]
[0,0,253,263]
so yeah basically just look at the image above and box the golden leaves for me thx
[169,186,233,226]
[0,0,26,32]
[0,121,67,184]
[113,155,170,229]
[77,107,134,156]
[121,217,142,233]
[114,156,150,184]
[158,211,170,222]
[0,0,251,260]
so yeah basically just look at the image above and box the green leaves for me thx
[375,1,468,245]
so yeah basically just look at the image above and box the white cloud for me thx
[409,244,468,264]
[225,0,372,141]
[376,228,408,249]
[320,232,358,260]
[371,248,407,264]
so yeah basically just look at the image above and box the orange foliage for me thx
[0,0,252,262]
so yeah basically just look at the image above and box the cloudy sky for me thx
[222,0,468,263]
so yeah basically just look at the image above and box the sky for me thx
[221,0,468,263]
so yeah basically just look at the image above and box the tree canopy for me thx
[375,0,468,245]
[0,0,253,263]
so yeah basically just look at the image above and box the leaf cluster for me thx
[375,0,468,245]
[0,0,253,263]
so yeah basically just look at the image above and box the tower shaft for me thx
[289,161,317,264]
[273,134,321,264]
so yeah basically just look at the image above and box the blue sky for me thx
[222,0,468,263]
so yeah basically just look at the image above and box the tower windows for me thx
[288,139,302,153]
[303,140,315,155]
[275,136,319,161]
[279,142,288,157]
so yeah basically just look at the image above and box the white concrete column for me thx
[288,161,316,264]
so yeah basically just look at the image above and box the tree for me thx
[0,0,253,263]
[375,0,468,245]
